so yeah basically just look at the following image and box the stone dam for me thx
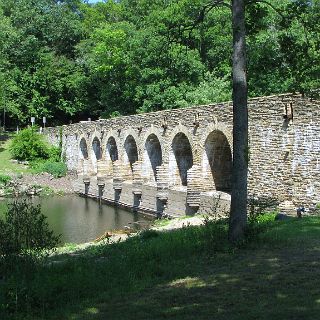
[45,93,320,217]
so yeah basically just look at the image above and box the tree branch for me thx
[247,0,285,20]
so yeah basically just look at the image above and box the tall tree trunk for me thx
[229,0,248,242]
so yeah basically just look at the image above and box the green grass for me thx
[1,215,320,320]
[0,135,32,175]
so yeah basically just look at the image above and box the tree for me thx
[228,0,248,242]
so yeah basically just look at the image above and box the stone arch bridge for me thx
[46,93,320,217]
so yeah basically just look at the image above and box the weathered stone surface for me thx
[45,93,320,216]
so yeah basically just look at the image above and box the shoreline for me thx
[54,214,211,256]
[0,171,76,197]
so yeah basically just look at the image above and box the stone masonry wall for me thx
[45,93,320,215]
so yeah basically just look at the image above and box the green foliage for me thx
[139,229,159,240]
[0,0,319,124]
[0,173,11,186]
[9,127,49,161]
[9,127,67,177]
[31,160,67,178]
[248,194,279,221]
[8,127,65,181]
[0,218,229,316]
[0,215,319,318]
[39,161,67,178]
[0,200,60,315]
[47,146,62,162]
[0,199,60,258]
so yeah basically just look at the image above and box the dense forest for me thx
[0,0,319,126]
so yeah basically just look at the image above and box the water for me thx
[0,195,153,244]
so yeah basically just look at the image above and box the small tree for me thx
[0,200,60,313]
[0,199,60,260]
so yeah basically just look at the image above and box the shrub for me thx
[41,161,67,178]
[0,174,11,186]
[9,127,50,161]
[47,146,62,162]
[31,160,67,178]
[0,200,60,314]
[248,194,279,221]
[0,200,60,258]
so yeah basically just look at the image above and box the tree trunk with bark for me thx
[228,0,248,242]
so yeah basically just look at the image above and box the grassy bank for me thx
[1,215,320,320]
[0,134,32,175]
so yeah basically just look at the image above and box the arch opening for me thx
[124,135,138,170]
[92,137,102,160]
[79,138,88,160]
[144,134,162,182]
[172,133,193,186]
[205,131,232,192]
[106,136,118,162]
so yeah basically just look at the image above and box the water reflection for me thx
[0,195,153,244]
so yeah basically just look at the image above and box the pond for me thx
[0,195,154,244]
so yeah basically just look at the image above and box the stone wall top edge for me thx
[46,93,317,131]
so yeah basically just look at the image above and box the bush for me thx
[9,127,50,161]
[0,200,60,258]
[248,194,279,221]
[0,174,11,186]
[0,200,60,314]
[47,146,62,162]
[41,161,67,178]
[31,160,67,178]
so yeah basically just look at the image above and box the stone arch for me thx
[200,122,233,154]
[77,135,91,175]
[91,136,102,160]
[203,130,232,192]
[124,134,139,179]
[143,133,163,182]
[103,130,121,160]
[169,132,194,186]
[90,136,102,174]
[79,137,89,160]
[122,128,141,158]
[106,136,119,162]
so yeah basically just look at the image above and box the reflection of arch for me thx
[79,138,88,159]
[124,135,138,169]
[106,136,118,162]
[171,133,193,186]
[144,134,162,181]
[92,137,102,160]
[204,130,232,192]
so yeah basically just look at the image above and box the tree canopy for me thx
[0,0,319,127]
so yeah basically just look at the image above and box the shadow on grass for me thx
[72,245,320,320]
[0,134,10,142]
[2,217,320,320]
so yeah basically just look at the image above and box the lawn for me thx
[1,215,319,320]
[0,134,32,175]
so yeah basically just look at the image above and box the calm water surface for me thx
[0,195,153,244]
